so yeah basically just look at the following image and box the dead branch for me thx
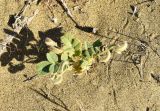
[0,0,39,57]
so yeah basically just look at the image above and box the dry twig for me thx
[0,0,39,57]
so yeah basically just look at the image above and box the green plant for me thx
[36,33,128,84]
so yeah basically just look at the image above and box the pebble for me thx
[92,27,98,34]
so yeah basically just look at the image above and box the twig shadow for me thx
[30,88,70,111]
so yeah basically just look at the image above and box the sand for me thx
[0,0,160,111]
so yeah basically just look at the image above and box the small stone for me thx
[51,17,58,24]
[92,28,98,34]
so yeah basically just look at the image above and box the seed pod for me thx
[115,41,128,54]
[45,38,62,54]
[100,49,111,63]
[45,38,57,47]
[51,74,63,85]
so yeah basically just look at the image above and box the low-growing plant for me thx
[36,33,128,84]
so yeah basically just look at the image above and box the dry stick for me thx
[0,1,39,57]
[135,52,149,80]
[56,0,78,25]
[17,1,29,16]
[140,59,144,79]
[57,0,101,34]
[59,0,73,18]
[13,0,39,33]
[136,0,156,5]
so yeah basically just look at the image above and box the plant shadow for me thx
[0,27,63,74]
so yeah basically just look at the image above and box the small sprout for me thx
[37,33,128,84]
[36,61,51,74]
[61,33,82,57]
[49,64,56,73]
[61,52,69,61]
[46,52,58,63]
[115,41,128,54]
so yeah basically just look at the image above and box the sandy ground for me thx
[0,0,160,111]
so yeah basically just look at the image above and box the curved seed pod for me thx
[58,61,69,73]
[45,38,63,54]
[45,38,57,47]
[51,74,63,85]
[61,61,69,72]
[100,49,111,63]
[51,47,63,54]
[115,41,128,54]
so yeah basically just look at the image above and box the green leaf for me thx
[72,38,80,47]
[61,34,73,47]
[65,33,73,41]
[80,60,90,70]
[61,37,72,47]
[61,52,68,61]
[84,41,88,50]
[41,65,50,74]
[94,47,101,53]
[83,50,90,58]
[74,43,81,51]
[63,47,75,57]
[63,45,71,50]
[54,64,59,73]
[49,64,55,73]
[36,61,51,74]
[47,52,58,63]
[93,39,102,48]
[73,39,82,55]
[74,50,82,56]
[88,47,96,56]
[69,51,74,57]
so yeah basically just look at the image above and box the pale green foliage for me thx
[36,33,128,84]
